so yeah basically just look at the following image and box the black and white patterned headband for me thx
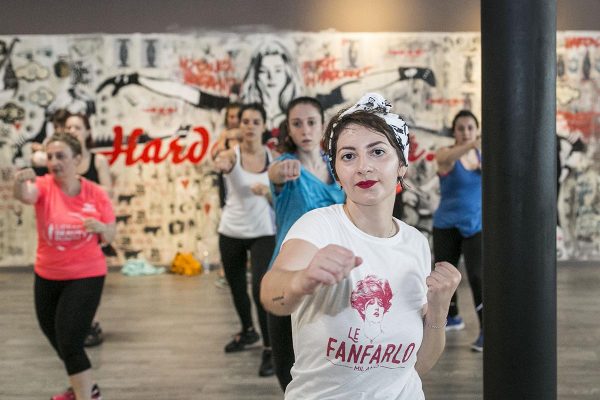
[327,92,410,166]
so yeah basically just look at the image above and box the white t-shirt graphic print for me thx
[283,204,430,400]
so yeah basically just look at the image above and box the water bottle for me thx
[203,250,210,274]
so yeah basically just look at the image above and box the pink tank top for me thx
[34,175,115,280]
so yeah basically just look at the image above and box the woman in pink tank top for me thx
[13,132,115,400]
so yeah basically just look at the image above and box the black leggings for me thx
[219,234,275,347]
[268,313,294,391]
[433,228,483,327]
[34,274,105,375]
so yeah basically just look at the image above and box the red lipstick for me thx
[356,180,377,189]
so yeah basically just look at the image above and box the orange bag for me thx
[170,252,202,276]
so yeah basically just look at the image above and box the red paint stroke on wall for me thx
[302,56,373,87]
[144,107,178,116]
[101,125,210,166]
[408,136,426,163]
[387,49,425,58]
[564,37,600,49]
[426,98,464,106]
[179,57,238,93]
[557,111,600,137]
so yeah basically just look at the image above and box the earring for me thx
[396,177,404,194]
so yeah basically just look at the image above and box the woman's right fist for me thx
[293,244,362,295]
[14,168,36,184]
[278,159,301,182]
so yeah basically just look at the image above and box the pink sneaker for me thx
[50,388,75,400]
[50,384,101,400]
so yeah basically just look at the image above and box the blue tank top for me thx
[433,158,482,237]
[269,153,345,268]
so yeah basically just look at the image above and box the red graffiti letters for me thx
[102,125,210,166]
[179,57,238,93]
[565,37,600,49]
[303,57,373,87]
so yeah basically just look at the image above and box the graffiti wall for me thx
[0,31,598,266]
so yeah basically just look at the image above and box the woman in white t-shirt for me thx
[214,103,276,377]
[261,93,461,399]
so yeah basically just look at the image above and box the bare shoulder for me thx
[435,146,454,174]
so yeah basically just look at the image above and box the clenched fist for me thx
[250,183,270,197]
[292,244,362,296]
[277,159,301,182]
[83,218,106,234]
[424,261,462,321]
[214,149,235,173]
[14,168,36,185]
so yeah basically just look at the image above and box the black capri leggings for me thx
[219,234,275,347]
[34,274,105,375]
[268,313,294,391]
[432,228,483,326]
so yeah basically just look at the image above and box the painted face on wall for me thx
[288,103,323,153]
[258,54,287,97]
[453,116,478,144]
[65,116,90,147]
[239,109,265,144]
[335,124,405,207]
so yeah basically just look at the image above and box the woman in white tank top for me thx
[213,103,277,378]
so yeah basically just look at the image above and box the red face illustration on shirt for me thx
[351,274,393,322]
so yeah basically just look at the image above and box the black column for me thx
[481,1,557,399]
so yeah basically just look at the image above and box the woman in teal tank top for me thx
[433,110,484,352]
[265,97,344,391]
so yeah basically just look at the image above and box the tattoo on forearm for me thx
[272,292,285,307]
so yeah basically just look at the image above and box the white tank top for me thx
[218,145,276,238]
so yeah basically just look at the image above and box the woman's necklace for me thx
[343,204,397,238]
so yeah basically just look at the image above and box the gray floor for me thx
[0,262,598,399]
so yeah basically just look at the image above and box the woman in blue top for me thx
[433,110,483,352]
[266,96,345,391]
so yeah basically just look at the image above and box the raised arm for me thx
[210,128,239,160]
[415,261,461,376]
[435,138,481,175]
[261,240,362,316]
[268,158,301,187]
[213,148,236,174]
[13,168,39,205]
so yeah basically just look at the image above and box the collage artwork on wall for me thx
[0,31,598,267]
